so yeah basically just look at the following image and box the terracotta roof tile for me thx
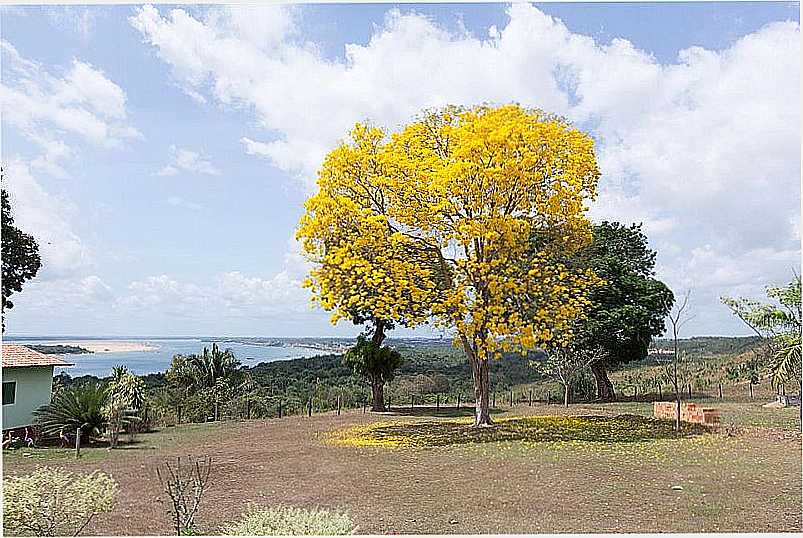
[1,344,74,368]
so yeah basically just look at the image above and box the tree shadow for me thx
[341,414,709,447]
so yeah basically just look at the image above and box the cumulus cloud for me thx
[130,3,799,334]
[11,237,314,331]
[1,40,142,176]
[157,145,220,176]
[17,275,114,309]
[1,39,140,330]
[118,241,313,321]
[3,160,93,279]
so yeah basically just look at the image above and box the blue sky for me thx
[1,2,800,337]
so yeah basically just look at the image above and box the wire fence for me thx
[149,376,792,428]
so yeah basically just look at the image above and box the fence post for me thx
[363,400,367,414]
[718,383,723,399]
[749,382,753,399]
[410,394,414,410]
[308,397,313,417]
[528,389,533,407]
[337,394,341,416]
[457,394,461,409]
[278,399,283,419]
[436,394,440,411]
[658,385,662,399]
[688,384,692,399]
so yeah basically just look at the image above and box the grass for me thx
[2,401,800,534]
[2,420,235,466]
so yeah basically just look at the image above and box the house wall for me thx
[2,366,55,430]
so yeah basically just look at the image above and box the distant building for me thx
[2,344,73,432]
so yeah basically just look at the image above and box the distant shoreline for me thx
[47,340,160,354]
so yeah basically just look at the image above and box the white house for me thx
[2,344,73,433]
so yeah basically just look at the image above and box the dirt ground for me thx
[3,402,801,535]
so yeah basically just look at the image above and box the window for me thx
[2,381,16,405]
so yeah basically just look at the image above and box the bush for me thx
[33,383,107,441]
[2,467,118,536]
[222,506,354,536]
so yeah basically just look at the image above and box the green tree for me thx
[343,334,403,411]
[165,344,242,421]
[167,344,241,390]
[722,274,802,393]
[556,222,674,401]
[103,366,146,448]
[1,171,42,332]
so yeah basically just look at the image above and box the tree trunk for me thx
[368,319,388,412]
[75,426,82,459]
[461,335,492,426]
[371,319,387,348]
[590,361,616,401]
[675,396,682,432]
[564,383,570,407]
[473,360,492,426]
[470,356,492,426]
[370,380,385,412]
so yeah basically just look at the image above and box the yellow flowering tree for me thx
[297,124,444,410]
[298,104,601,426]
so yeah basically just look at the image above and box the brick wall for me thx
[654,401,720,425]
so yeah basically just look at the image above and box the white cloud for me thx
[47,6,97,38]
[654,244,801,336]
[130,4,800,334]
[240,136,272,157]
[14,275,114,310]
[118,241,312,321]
[58,60,128,119]
[1,40,142,176]
[166,195,203,211]
[1,40,141,329]
[157,145,220,176]
[3,160,92,279]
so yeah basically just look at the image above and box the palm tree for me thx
[196,343,241,388]
[33,383,107,458]
[165,344,242,421]
[168,344,241,390]
[103,366,146,447]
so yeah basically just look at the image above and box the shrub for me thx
[2,467,118,536]
[222,506,354,536]
[33,383,107,440]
